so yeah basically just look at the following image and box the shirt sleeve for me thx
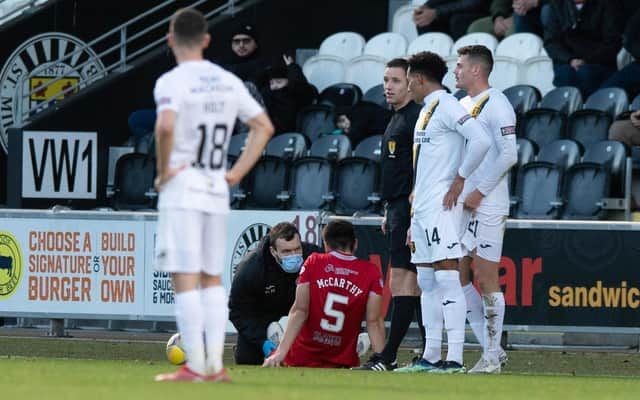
[369,264,383,296]
[235,78,264,123]
[297,253,317,285]
[153,75,181,113]
[476,100,518,195]
[445,98,491,179]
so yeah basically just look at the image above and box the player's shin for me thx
[463,283,485,348]
[175,289,206,375]
[435,269,467,364]
[417,267,443,363]
[482,292,505,363]
[202,285,228,374]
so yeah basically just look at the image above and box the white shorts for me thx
[155,209,228,275]
[460,210,507,263]
[410,204,464,264]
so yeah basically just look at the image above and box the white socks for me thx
[462,282,485,348]
[483,292,505,363]
[175,286,228,375]
[435,270,467,364]
[175,290,205,375]
[417,267,443,363]
[202,286,228,374]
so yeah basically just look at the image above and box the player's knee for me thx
[416,267,435,292]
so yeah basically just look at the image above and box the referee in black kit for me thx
[353,58,424,371]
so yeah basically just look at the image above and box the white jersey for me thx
[460,88,517,216]
[153,60,263,213]
[412,89,489,216]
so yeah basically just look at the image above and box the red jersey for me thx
[285,251,383,368]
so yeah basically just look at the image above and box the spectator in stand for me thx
[467,0,514,39]
[512,0,549,35]
[600,6,640,98]
[609,110,640,148]
[543,0,624,98]
[261,55,317,135]
[225,23,268,88]
[331,102,392,147]
[413,0,489,40]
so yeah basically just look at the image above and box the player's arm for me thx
[443,109,491,209]
[465,109,517,211]
[365,292,385,353]
[262,282,310,367]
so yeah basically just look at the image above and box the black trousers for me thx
[234,333,264,365]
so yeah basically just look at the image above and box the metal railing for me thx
[0,0,49,25]
[11,0,248,127]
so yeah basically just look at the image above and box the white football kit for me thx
[154,60,263,274]
[459,88,517,262]
[411,90,490,264]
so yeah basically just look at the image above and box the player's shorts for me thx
[155,209,227,275]
[460,210,507,263]
[386,198,416,272]
[410,204,464,265]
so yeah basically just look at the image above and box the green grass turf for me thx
[0,337,639,400]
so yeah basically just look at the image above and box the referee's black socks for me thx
[380,296,420,363]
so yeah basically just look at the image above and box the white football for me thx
[266,321,284,345]
[356,332,371,357]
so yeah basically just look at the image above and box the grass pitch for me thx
[0,337,639,400]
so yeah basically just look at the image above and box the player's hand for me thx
[463,189,484,214]
[262,350,286,368]
[154,165,186,192]
[443,175,465,210]
[225,169,242,187]
[413,6,437,27]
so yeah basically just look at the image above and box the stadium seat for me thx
[512,161,563,219]
[617,48,635,70]
[495,33,543,61]
[243,156,290,209]
[511,137,538,192]
[583,87,629,119]
[561,163,610,220]
[362,84,387,108]
[296,105,337,143]
[583,140,628,197]
[111,153,156,211]
[519,109,566,149]
[288,157,334,210]
[317,83,363,108]
[503,85,541,116]
[228,132,248,158]
[537,139,582,171]
[345,55,387,93]
[392,5,419,42]
[567,110,612,149]
[353,134,383,162]
[631,94,640,112]
[453,89,467,100]
[408,32,453,57]
[451,33,499,55]
[539,86,583,115]
[521,56,555,96]
[364,32,408,59]
[333,157,381,215]
[309,134,352,162]
[442,57,458,95]
[489,58,521,91]
[318,31,365,60]
[265,132,308,161]
[302,55,346,92]
[227,155,243,208]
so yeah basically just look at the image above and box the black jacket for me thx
[543,0,623,67]
[425,0,487,18]
[228,237,321,347]
[624,7,640,60]
[261,64,317,134]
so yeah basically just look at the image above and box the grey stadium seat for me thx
[228,132,248,158]
[539,86,583,115]
[583,87,629,118]
[513,161,563,219]
[362,84,387,108]
[511,138,537,193]
[566,110,612,149]
[265,132,308,161]
[561,163,610,220]
[537,139,582,171]
[111,153,156,211]
[317,83,363,109]
[333,157,381,215]
[243,156,290,210]
[288,157,334,210]
[519,109,566,149]
[296,105,337,143]
[309,134,352,162]
[503,85,541,116]
[353,134,383,162]
[583,140,628,197]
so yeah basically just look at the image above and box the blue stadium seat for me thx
[288,157,334,210]
[539,86,583,115]
[519,109,566,149]
[561,162,610,220]
[583,140,628,198]
[512,161,563,219]
[265,132,308,161]
[309,134,352,162]
[317,83,363,109]
[353,134,382,162]
[333,157,381,215]
[537,139,582,171]
[503,85,541,116]
[567,110,612,149]
[583,87,629,119]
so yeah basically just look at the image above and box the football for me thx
[165,332,186,365]
[356,332,370,357]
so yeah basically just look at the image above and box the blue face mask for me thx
[280,254,303,273]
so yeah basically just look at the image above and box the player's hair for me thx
[170,8,208,48]
[457,45,493,74]
[407,51,447,84]
[386,58,409,71]
[268,222,300,247]
[322,220,356,252]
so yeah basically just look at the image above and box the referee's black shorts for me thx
[386,198,416,272]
